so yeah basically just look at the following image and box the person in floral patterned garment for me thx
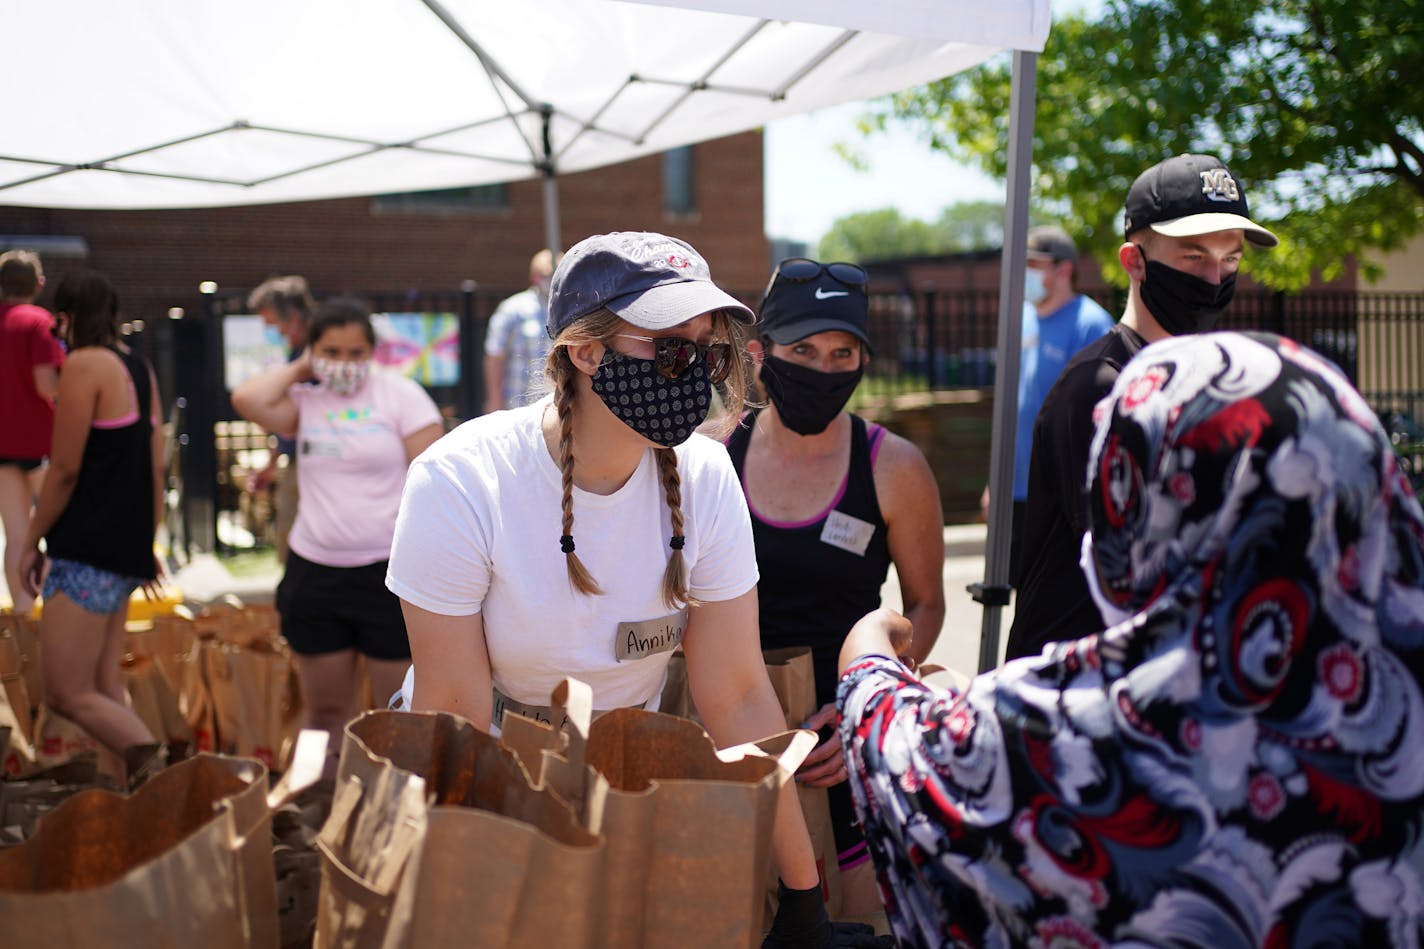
[837,331,1424,948]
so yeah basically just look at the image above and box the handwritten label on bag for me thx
[820,510,875,556]
[614,612,687,662]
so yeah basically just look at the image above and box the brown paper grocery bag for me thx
[203,638,302,770]
[0,732,326,949]
[122,653,196,751]
[762,646,844,917]
[502,679,814,949]
[658,647,845,918]
[314,709,605,949]
[0,611,43,723]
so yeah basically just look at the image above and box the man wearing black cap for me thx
[1006,154,1278,659]
[983,225,1113,578]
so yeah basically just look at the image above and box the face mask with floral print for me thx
[312,356,371,396]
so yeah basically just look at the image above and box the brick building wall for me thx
[0,131,769,319]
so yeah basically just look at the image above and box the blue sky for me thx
[763,100,1004,250]
[765,1,1102,251]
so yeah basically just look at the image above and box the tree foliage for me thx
[870,0,1423,289]
[816,208,943,262]
[817,201,1044,262]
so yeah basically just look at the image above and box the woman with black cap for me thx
[387,233,879,947]
[727,258,946,915]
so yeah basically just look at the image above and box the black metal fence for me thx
[854,287,1424,491]
[131,284,1423,560]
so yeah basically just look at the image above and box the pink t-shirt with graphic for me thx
[287,368,442,567]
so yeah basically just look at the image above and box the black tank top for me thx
[46,346,157,580]
[727,412,891,706]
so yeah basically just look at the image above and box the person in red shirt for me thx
[0,250,64,614]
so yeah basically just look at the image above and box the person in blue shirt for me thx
[982,225,1112,578]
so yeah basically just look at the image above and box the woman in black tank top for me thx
[17,270,162,778]
[733,259,947,916]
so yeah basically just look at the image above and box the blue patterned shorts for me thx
[43,558,140,615]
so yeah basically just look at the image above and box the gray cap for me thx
[546,231,753,338]
[1025,225,1078,263]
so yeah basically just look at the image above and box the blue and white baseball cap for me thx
[547,231,753,338]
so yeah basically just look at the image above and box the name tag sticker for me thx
[820,510,875,556]
[300,437,341,458]
[615,612,687,661]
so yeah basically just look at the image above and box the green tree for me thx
[934,200,1012,251]
[870,0,1423,290]
[816,208,942,262]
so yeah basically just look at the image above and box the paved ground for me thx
[4,523,1014,676]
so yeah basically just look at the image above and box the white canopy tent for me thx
[1,0,1049,668]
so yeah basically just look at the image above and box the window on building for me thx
[663,146,696,215]
[372,183,510,215]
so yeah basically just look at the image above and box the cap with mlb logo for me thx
[1123,154,1278,247]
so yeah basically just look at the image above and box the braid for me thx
[555,357,602,596]
[655,447,697,609]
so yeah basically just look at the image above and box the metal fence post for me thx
[173,283,220,554]
[924,288,939,389]
[461,280,483,418]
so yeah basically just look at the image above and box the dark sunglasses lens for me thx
[827,262,868,288]
[777,258,822,281]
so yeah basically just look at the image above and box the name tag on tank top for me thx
[821,510,875,556]
[614,612,688,661]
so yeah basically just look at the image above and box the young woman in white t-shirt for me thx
[387,232,851,948]
[233,298,443,741]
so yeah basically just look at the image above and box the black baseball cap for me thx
[1123,154,1278,247]
[547,231,753,338]
[758,261,871,351]
[1025,225,1078,264]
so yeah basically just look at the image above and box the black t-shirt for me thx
[1006,322,1145,660]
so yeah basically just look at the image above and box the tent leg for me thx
[974,49,1038,673]
[542,173,561,255]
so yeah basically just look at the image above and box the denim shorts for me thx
[43,558,140,615]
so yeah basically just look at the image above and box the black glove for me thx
[763,880,898,948]
[763,880,833,949]
[829,922,896,948]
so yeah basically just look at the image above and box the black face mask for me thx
[760,354,863,436]
[1137,249,1237,335]
[591,350,712,448]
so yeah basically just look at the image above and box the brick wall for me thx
[0,131,769,319]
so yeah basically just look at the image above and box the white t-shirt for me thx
[386,399,758,713]
[287,368,442,567]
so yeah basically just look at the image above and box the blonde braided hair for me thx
[544,308,753,605]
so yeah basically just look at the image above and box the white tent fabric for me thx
[0,0,1047,211]
[3,0,1047,666]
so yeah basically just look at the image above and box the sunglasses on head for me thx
[772,257,869,293]
[613,334,734,384]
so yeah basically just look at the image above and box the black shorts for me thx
[276,551,411,660]
[0,457,43,472]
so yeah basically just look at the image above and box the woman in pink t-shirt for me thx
[233,297,443,740]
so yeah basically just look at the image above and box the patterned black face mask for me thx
[590,349,712,447]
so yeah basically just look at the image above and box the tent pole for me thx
[539,104,561,254]
[543,173,561,255]
[972,49,1038,673]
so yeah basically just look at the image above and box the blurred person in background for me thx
[18,270,162,777]
[484,249,556,411]
[233,296,442,741]
[245,274,315,562]
[0,249,64,615]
